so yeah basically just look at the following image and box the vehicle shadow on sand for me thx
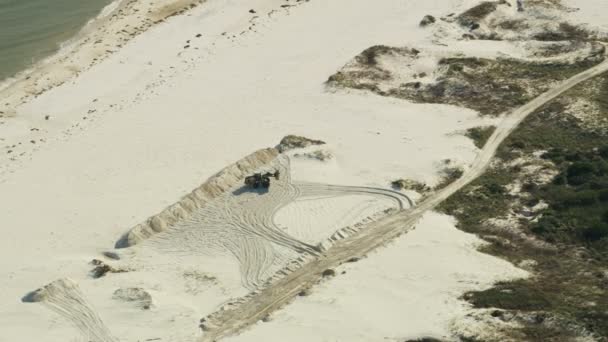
[232,185,270,196]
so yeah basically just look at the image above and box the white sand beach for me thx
[1,0,604,341]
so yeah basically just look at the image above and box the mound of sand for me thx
[120,148,279,247]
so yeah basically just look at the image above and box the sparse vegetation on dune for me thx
[456,1,500,28]
[434,165,464,190]
[323,1,608,340]
[328,49,605,116]
[325,2,608,338]
[452,0,608,43]
[277,135,326,153]
[466,126,496,149]
[440,72,608,340]
[354,45,414,67]
[534,22,596,42]
[391,178,431,193]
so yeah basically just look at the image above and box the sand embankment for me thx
[121,147,278,247]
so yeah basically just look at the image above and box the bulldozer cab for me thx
[244,170,279,189]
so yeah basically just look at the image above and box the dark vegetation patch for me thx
[391,178,431,193]
[327,46,419,93]
[452,0,608,44]
[457,1,499,28]
[532,42,605,61]
[277,135,325,153]
[419,15,436,27]
[496,19,528,31]
[465,280,552,311]
[466,126,496,148]
[434,166,464,190]
[587,72,608,114]
[534,22,597,42]
[439,165,514,232]
[321,269,336,277]
[355,45,419,67]
[440,73,608,340]
[482,20,606,43]
[530,148,608,245]
[327,70,388,92]
[394,56,602,116]
[90,259,128,278]
[329,53,604,116]
[498,74,608,160]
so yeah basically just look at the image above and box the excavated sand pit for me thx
[123,151,412,289]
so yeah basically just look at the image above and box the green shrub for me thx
[443,73,608,339]
[465,126,496,149]
[435,167,464,190]
[583,223,608,241]
[567,162,595,176]
[599,190,608,202]
[485,182,506,194]
[466,281,551,311]
[531,220,556,236]
[457,1,499,27]
[567,162,596,185]
[510,140,526,149]
[600,146,608,159]
[560,190,597,207]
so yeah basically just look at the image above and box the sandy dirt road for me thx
[200,58,608,342]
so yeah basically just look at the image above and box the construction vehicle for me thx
[244,170,280,189]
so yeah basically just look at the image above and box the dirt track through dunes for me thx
[143,155,411,289]
[22,279,116,342]
[199,59,608,342]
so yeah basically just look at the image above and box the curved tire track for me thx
[296,182,413,209]
[22,279,117,342]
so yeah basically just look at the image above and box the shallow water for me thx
[0,0,112,81]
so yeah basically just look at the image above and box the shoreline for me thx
[0,0,116,91]
[0,0,204,116]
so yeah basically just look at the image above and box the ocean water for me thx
[0,0,112,82]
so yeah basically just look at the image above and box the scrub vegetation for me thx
[440,73,608,340]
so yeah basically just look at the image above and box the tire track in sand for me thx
[22,278,117,342]
[22,153,414,339]
[145,155,411,289]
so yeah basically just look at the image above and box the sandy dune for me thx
[6,0,601,341]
